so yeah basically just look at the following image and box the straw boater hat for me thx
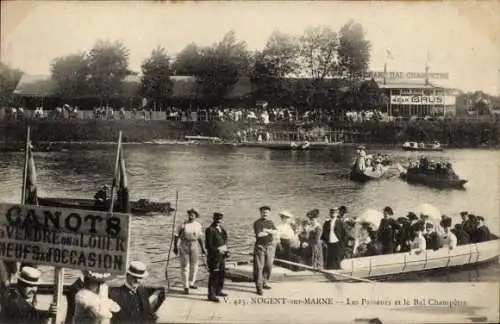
[127,261,148,279]
[279,210,294,219]
[18,267,41,286]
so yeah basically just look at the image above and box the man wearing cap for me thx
[109,261,161,324]
[173,209,206,294]
[378,207,399,254]
[471,216,492,243]
[321,207,348,269]
[0,266,56,324]
[253,206,278,295]
[205,212,229,302]
[460,211,475,237]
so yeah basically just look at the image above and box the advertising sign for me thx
[0,203,131,275]
[390,95,455,106]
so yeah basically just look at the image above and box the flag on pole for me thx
[24,142,38,205]
[113,143,130,214]
[386,49,394,61]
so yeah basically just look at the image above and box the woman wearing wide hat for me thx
[71,270,120,324]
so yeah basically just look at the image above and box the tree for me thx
[140,46,173,109]
[358,78,384,110]
[337,20,371,79]
[195,30,251,104]
[294,26,338,110]
[87,40,132,105]
[172,43,202,75]
[50,52,90,101]
[297,26,338,80]
[0,62,23,107]
[251,31,300,103]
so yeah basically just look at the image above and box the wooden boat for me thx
[398,164,468,189]
[349,157,388,183]
[402,141,444,152]
[225,238,499,282]
[185,135,223,144]
[38,197,175,216]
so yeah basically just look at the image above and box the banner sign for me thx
[363,71,449,80]
[0,203,131,275]
[390,95,456,106]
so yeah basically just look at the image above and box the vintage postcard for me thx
[0,0,499,323]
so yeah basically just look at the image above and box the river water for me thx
[0,145,499,284]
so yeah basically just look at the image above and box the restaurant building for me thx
[368,70,459,117]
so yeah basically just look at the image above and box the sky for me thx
[1,0,499,95]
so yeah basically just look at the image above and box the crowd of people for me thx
[0,261,162,324]
[408,156,459,179]
[271,206,493,267]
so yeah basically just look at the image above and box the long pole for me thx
[108,131,123,214]
[164,191,179,290]
[21,126,30,204]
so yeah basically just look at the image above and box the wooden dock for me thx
[34,281,498,324]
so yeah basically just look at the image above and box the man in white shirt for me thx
[321,208,348,269]
[174,209,206,294]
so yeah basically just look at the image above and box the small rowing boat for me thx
[402,141,444,152]
[225,237,499,282]
[38,197,175,216]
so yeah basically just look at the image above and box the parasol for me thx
[356,209,383,231]
[414,203,441,223]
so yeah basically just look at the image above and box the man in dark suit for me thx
[472,216,492,243]
[205,212,229,302]
[321,207,348,269]
[109,261,163,324]
[378,207,398,254]
[0,267,56,324]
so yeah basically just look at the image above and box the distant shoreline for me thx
[1,119,499,150]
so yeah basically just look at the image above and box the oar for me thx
[230,252,373,283]
[272,257,375,283]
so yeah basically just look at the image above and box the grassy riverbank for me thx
[0,119,499,148]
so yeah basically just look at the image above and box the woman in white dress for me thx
[409,221,427,255]
[439,217,457,250]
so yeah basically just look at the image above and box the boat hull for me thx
[226,239,499,282]
[239,142,347,151]
[38,197,174,215]
[400,172,468,189]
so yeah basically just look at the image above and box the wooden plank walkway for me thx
[35,281,498,324]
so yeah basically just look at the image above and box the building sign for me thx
[0,203,131,275]
[362,71,449,80]
[390,95,456,106]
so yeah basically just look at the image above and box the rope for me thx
[164,191,179,291]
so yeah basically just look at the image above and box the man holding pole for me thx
[0,267,57,324]
[253,206,278,295]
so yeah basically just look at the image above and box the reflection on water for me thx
[0,145,499,283]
